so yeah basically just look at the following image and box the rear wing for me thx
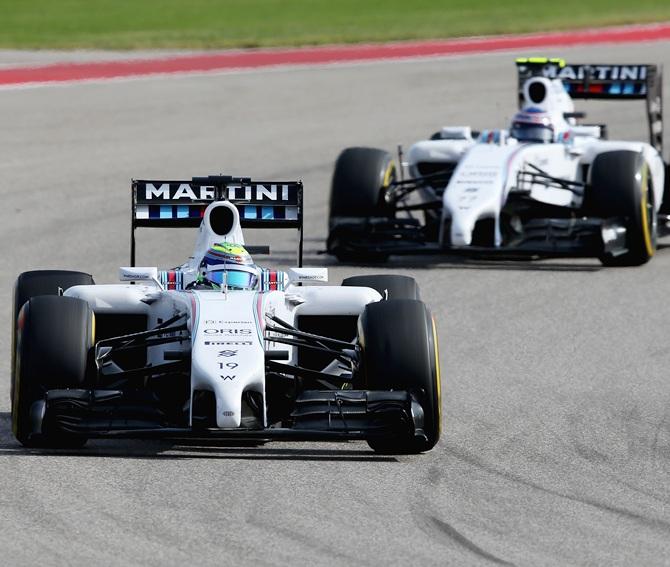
[131,175,304,266]
[516,58,663,153]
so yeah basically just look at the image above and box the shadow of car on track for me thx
[0,413,398,462]
[302,251,604,272]
[227,239,622,272]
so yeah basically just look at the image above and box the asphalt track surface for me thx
[2,41,670,566]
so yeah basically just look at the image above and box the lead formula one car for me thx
[327,58,669,266]
[11,176,441,453]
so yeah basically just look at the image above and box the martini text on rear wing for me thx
[131,175,304,266]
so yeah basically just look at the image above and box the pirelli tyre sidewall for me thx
[358,299,441,454]
[588,150,657,266]
[13,295,94,448]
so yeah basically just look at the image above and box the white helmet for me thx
[510,107,555,143]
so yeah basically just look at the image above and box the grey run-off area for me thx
[1,42,670,566]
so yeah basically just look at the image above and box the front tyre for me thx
[11,270,94,412]
[328,147,396,262]
[13,296,94,448]
[358,299,441,454]
[588,151,657,266]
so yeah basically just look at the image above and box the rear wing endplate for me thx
[516,58,663,153]
[131,175,304,266]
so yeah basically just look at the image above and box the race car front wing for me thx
[26,387,427,444]
[327,215,629,260]
[21,309,428,446]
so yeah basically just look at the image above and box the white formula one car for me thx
[12,176,441,453]
[327,58,669,266]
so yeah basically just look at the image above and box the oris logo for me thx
[203,329,252,335]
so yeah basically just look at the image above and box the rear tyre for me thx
[587,151,657,266]
[328,147,396,262]
[11,270,94,418]
[13,296,93,448]
[358,299,441,454]
[342,274,420,300]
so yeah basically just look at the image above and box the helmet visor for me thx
[510,124,554,143]
[207,269,258,290]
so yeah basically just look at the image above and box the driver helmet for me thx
[198,242,259,290]
[509,107,555,143]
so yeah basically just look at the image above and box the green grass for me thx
[1,0,670,49]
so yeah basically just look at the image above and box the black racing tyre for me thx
[342,274,420,300]
[358,299,441,454]
[587,151,657,266]
[328,147,396,262]
[11,270,94,417]
[13,270,95,321]
[329,147,396,222]
[660,161,670,214]
[12,296,94,448]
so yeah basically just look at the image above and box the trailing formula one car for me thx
[327,58,669,266]
[11,176,441,453]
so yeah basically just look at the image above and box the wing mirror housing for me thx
[287,267,328,285]
[119,267,162,288]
